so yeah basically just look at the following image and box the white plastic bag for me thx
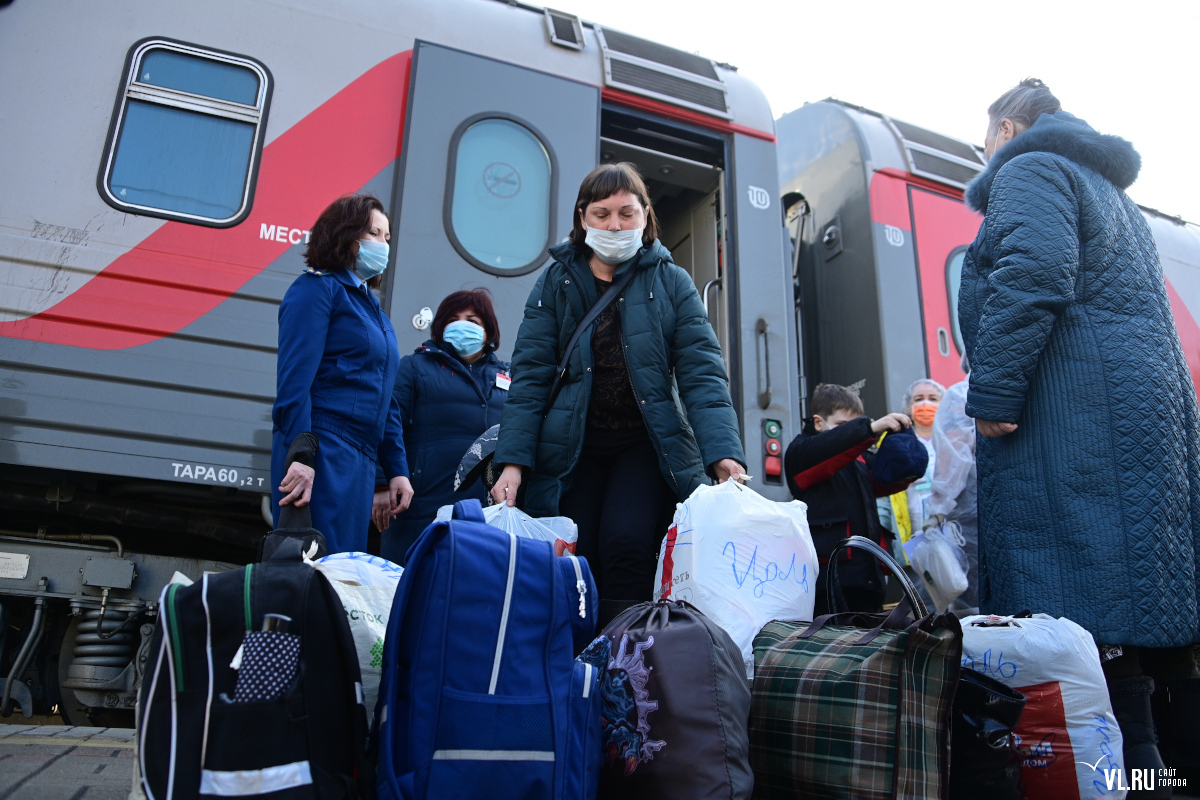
[903,521,968,612]
[961,614,1126,800]
[653,481,819,679]
[310,552,403,725]
[435,503,579,556]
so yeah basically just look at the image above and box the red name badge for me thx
[495,373,511,390]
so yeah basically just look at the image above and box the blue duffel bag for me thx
[374,499,601,800]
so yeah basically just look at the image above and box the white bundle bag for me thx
[310,552,404,725]
[435,503,579,556]
[961,614,1126,800]
[903,521,969,612]
[653,481,819,678]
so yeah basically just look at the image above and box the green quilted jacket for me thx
[495,240,745,517]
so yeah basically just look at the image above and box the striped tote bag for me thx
[749,536,962,800]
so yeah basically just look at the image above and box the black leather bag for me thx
[950,668,1025,800]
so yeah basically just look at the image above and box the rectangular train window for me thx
[99,39,271,227]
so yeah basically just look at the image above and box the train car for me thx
[777,99,1200,417]
[0,0,798,723]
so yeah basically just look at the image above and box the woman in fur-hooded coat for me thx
[959,86,1200,649]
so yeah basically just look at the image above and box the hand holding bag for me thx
[749,535,962,800]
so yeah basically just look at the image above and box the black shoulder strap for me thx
[541,264,639,417]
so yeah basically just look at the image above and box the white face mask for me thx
[584,225,644,265]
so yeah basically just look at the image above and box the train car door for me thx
[909,187,981,387]
[385,41,600,359]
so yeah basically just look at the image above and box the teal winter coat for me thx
[960,112,1200,647]
[495,240,746,517]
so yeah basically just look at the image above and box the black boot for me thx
[1167,677,1200,797]
[950,668,1025,800]
[1110,676,1172,799]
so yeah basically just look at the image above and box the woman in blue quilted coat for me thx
[960,79,1200,781]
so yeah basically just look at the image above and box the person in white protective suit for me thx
[922,367,979,615]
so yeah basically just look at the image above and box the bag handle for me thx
[452,499,486,523]
[826,535,928,618]
[276,432,319,531]
[801,595,919,644]
[540,264,639,417]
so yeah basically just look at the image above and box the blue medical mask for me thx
[584,225,644,265]
[355,239,389,279]
[442,320,486,357]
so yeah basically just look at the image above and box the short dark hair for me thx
[568,162,659,252]
[987,78,1061,136]
[304,194,388,287]
[810,382,864,420]
[432,288,501,352]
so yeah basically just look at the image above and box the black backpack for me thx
[579,600,753,800]
[136,536,368,799]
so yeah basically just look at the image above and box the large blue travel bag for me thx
[374,499,601,800]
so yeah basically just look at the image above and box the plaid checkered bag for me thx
[749,536,962,800]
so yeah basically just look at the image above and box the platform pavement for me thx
[0,724,134,800]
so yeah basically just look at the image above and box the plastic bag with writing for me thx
[310,552,403,725]
[903,521,969,612]
[435,503,578,556]
[653,480,818,679]
[961,614,1126,800]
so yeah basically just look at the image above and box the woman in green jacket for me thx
[492,163,746,625]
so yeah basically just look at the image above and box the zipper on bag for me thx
[489,532,518,695]
[566,555,587,619]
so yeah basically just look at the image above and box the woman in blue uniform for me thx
[272,194,413,553]
[370,289,508,565]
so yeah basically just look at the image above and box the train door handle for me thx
[412,307,433,331]
[702,277,721,317]
[756,318,771,409]
[937,327,950,357]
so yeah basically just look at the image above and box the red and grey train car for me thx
[777,99,1200,418]
[0,0,799,722]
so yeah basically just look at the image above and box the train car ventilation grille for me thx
[910,151,984,187]
[883,115,986,190]
[596,27,729,119]
[544,9,583,51]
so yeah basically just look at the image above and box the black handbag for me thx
[950,668,1025,800]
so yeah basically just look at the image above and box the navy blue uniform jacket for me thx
[272,268,408,482]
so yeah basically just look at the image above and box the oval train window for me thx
[445,115,555,276]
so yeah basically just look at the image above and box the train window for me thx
[946,246,967,355]
[445,115,556,276]
[99,39,271,227]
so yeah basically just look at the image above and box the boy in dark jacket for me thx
[785,383,918,615]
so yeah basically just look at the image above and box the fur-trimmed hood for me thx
[966,111,1141,213]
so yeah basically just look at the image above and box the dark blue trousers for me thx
[271,426,375,554]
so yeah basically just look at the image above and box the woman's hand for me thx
[491,465,523,507]
[871,412,912,434]
[713,458,747,484]
[977,419,1018,438]
[278,462,315,507]
[388,476,414,516]
[371,489,392,532]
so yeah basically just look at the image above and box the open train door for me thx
[385,41,600,359]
